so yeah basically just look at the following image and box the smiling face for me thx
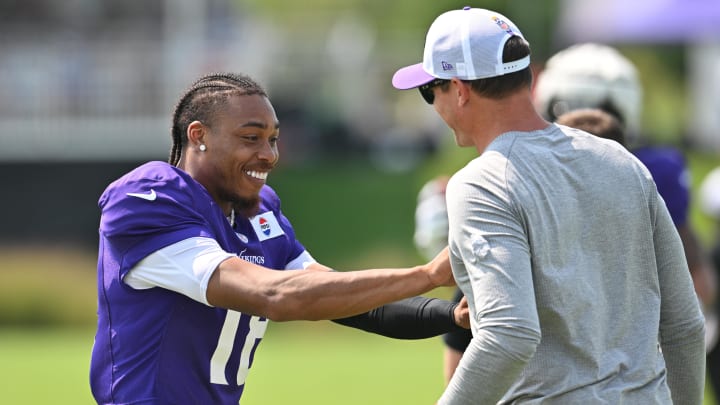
[184,93,280,217]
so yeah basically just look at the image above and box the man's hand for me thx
[453,295,470,329]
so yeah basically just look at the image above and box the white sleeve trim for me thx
[123,237,236,306]
[285,250,316,270]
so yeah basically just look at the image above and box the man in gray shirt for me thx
[392,7,705,404]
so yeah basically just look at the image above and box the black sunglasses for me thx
[418,79,450,104]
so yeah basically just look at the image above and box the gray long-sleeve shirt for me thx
[440,124,705,404]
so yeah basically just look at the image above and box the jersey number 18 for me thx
[210,311,268,386]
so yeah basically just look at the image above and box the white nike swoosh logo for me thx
[126,189,157,201]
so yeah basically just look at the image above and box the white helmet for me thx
[534,43,643,137]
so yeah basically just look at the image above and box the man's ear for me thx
[187,120,206,147]
[453,78,471,106]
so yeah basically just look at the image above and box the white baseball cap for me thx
[392,7,531,90]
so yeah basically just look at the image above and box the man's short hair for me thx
[467,36,533,99]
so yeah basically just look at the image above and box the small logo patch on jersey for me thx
[126,189,157,201]
[250,211,284,241]
[236,233,249,243]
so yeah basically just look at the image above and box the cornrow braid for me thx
[169,72,268,166]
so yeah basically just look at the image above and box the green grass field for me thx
[243,322,449,404]
[0,327,96,403]
[0,324,450,404]
[1,324,717,404]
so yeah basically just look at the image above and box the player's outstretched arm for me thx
[302,258,470,339]
[206,247,455,322]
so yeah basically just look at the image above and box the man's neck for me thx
[469,91,549,153]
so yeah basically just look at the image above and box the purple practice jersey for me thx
[90,161,306,404]
[633,146,690,227]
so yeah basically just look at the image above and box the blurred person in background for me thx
[90,72,469,405]
[393,7,705,403]
[554,108,626,146]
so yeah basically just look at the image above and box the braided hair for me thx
[169,73,268,166]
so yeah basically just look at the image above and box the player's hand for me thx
[426,246,455,287]
[453,295,470,329]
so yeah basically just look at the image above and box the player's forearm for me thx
[263,265,440,321]
[207,257,443,321]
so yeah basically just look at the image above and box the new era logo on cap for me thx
[391,7,531,90]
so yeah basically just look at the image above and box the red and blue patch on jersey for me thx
[250,212,285,241]
[259,217,271,235]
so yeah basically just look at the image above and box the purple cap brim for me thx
[392,63,435,90]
